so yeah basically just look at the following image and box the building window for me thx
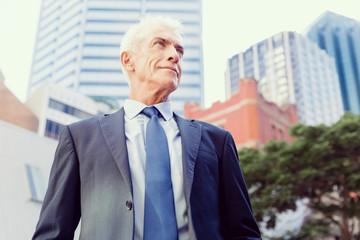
[347,32,360,104]
[230,54,239,68]
[272,125,277,140]
[25,164,46,202]
[45,119,65,140]
[258,41,267,54]
[332,32,349,110]
[278,129,283,140]
[318,32,326,50]
[244,48,253,63]
[273,33,283,48]
[48,98,94,119]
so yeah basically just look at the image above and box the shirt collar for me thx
[124,99,173,121]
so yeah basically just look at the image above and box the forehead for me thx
[144,25,182,46]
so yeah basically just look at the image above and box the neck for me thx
[129,86,171,106]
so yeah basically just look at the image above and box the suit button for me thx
[126,200,133,210]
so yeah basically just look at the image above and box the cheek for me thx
[148,51,161,64]
[148,57,159,73]
[178,64,183,77]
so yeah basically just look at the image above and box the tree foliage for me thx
[239,112,360,239]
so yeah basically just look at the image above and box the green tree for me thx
[239,112,360,240]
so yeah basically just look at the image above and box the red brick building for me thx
[184,78,297,149]
[0,73,38,132]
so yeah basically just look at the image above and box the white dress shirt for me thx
[124,99,189,240]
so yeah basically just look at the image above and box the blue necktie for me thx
[142,106,178,240]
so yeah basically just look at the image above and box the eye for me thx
[176,48,184,57]
[155,40,165,47]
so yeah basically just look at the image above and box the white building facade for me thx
[26,83,113,140]
[225,31,343,125]
[0,121,57,239]
[29,0,203,116]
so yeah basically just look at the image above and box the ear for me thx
[121,51,135,72]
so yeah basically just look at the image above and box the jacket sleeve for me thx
[32,126,81,240]
[219,131,262,240]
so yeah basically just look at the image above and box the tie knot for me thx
[142,106,159,118]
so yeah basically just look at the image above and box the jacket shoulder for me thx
[67,114,102,131]
[68,108,123,129]
[65,108,123,138]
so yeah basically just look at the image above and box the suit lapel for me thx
[174,114,202,203]
[99,111,200,239]
[175,114,201,240]
[98,109,202,200]
[99,108,132,193]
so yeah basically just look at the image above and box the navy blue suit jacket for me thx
[33,108,261,239]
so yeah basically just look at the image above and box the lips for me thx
[159,66,178,74]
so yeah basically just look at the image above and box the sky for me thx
[0,0,359,107]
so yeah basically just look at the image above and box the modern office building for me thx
[225,31,343,125]
[305,11,360,114]
[185,78,297,149]
[28,0,203,116]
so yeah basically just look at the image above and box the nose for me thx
[167,46,180,63]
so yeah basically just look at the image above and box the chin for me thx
[171,78,180,90]
[154,75,180,93]
[163,77,179,88]
[167,83,178,93]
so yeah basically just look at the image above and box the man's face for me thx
[130,26,184,95]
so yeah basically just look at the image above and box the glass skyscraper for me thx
[225,31,343,125]
[29,0,203,115]
[305,11,360,114]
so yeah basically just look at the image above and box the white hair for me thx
[119,15,184,82]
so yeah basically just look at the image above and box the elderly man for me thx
[32,16,261,240]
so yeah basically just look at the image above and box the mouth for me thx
[160,66,178,75]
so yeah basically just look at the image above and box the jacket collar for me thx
[98,108,202,207]
[174,113,202,203]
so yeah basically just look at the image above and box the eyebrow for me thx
[151,37,184,53]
